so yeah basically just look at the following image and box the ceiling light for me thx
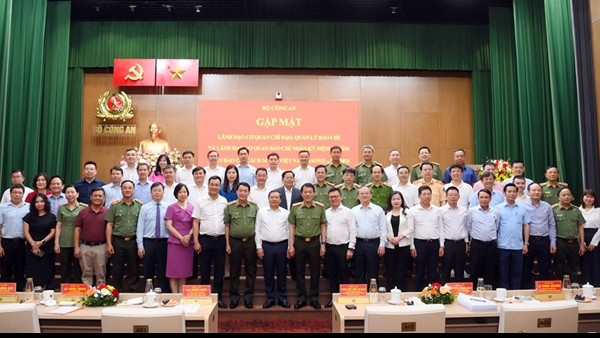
[164,4,173,12]
[129,5,136,12]
[390,7,397,14]
[195,5,202,13]
[95,6,100,12]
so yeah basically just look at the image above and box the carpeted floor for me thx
[218,318,332,333]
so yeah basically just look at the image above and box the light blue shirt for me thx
[522,199,556,246]
[136,200,169,249]
[0,202,30,238]
[469,189,505,208]
[48,193,67,216]
[495,202,531,250]
[467,205,499,242]
[236,164,256,186]
[351,202,387,247]
[102,183,123,207]
[134,181,153,204]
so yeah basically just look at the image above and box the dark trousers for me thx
[441,240,467,285]
[498,248,523,290]
[58,247,82,283]
[581,229,600,286]
[413,238,440,291]
[0,238,26,290]
[354,239,380,284]
[142,238,169,292]
[25,242,56,290]
[262,240,288,303]
[521,235,551,289]
[111,236,139,292]
[555,238,581,283]
[384,245,410,292]
[199,235,226,300]
[470,239,497,288]
[229,237,257,303]
[324,243,350,295]
[190,251,200,280]
[294,237,321,302]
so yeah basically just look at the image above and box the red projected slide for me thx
[198,101,359,168]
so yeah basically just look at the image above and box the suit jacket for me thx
[274,186,303,210]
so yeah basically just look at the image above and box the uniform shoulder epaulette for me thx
[374,161,384,166]
[355,161,365,167]
[353,183,362,189]
[383,182,392,188]
[292,201,303,207]
[540,182,548,187]
[552,203,559,208]
[431,161,440,166]
[325,181,335,187]
[559,182,568,186]
[335,183,344,189]
[314,201,325,207]
[325,162,333,166]
[247,200,257,205]
[228,201,237,205]
[364,183,373,187]
[412,163,420,168]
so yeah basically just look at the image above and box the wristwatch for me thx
[41,239,46,244]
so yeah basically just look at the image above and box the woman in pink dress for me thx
[149,153,171,183]
[165,183,194,293]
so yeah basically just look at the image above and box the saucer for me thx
[492,297,507,303]
[41,300,57,306]
[387,299,404,305]
[143,303,159,308]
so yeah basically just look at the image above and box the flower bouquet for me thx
[120,147,183,171]
[80,284,120,307]
[478,158,513,182]
[420,283,456,304]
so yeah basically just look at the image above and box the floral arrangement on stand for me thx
[478,158,513,182]
[420,283,456,304]
[80,284,121,307]
[120,147,183,172]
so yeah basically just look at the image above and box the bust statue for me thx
[139,122,171,154]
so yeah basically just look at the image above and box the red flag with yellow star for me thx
[156,59,199,87]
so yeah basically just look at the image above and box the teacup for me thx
[583,283,596,298]
[144,291,158,307]
[496,288,507,301]
[40,290,55,304]
[390,287,402,303]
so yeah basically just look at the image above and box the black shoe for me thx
[294,300,307,309]
[244,300,253,309]
[263,300,275,309]
[310,301,321,309]
[224,275,231,280]
[324,299,333,308]
[218,300,228,309]
[229,300,239,309]
[279,300,291,308]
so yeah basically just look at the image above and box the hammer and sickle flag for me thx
[113,59,156,86]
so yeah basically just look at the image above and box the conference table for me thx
[17,292,218,333]
[331,290,600,333]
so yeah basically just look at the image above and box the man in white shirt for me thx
[384,149,402,186]
[473,161,504,192]
[443,164,473,209]
[292,150,315,189]
[192,176,229,309]
[204,150,225,183]
[0,169,33,203]
[188,167,208,205]
[120,148,139,182]
[503,160,534,194]
[265,152,284,189]
[176,150,197,186]
[161,165,177,205]
[250,167,271,208]
[102,166,123,207]
[391,165,419,207]
[513,175,530,203]
[440,186,468,284]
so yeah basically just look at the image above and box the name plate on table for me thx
[0,283,18,303]
[59,283,89,302]
[181,285,212,304]
[447,282,473,295]
[533,280,565,300]
[338,284,369,304]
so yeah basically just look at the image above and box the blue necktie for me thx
[155,203,161,238]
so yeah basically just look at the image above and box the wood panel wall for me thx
[81,70,473,183]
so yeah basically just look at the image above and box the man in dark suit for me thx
[273,170,303,280]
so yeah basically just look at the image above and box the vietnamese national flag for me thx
[156,59,199,87]
[113,59,156,86]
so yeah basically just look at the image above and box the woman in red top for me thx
[25,172,52,203]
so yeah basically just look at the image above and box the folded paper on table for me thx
[49,306,82,315]
[457,292,498,312]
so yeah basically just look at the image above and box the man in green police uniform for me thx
[365,164,392,209]
[541,165,568,206]
[105,180,143,292]
[410,146,443,182]
[314,164,335,209]
[325,145,349,186]
[354,144,387,186]
[288,183,327,310]
[224,182,260,309]
[337,167,361,209]
[552,187,585,283]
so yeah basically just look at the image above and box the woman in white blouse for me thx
[384,191,414,292]
[579,189,600,286]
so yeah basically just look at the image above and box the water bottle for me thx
[369,278,378,304]
[24,278,34,301]
[562,275,572,300]
[145,278,154,293]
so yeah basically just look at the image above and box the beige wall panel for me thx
[399,112,441,167]
[238,75,319,100]
[317,76,361,100]
[591,0,600,23]
[398,77,439,113]
[201,74,240,99]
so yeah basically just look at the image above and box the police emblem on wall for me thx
[96,91,134,121]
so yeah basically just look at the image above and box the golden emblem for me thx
[123,63,144,81]
[96,91,134,121]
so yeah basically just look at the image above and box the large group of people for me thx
[0,143,599,312]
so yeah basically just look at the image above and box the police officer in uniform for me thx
[410,146,443,182]
[288,183,327,310]
[337,167,361,209]
[314,164,335,209]
[552,187,585,283]
[365,164,393,209]
[541,165,568,206]
[325,145,349,186]
[354,144,387,186]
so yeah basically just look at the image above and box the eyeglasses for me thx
[328,195,341,199]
